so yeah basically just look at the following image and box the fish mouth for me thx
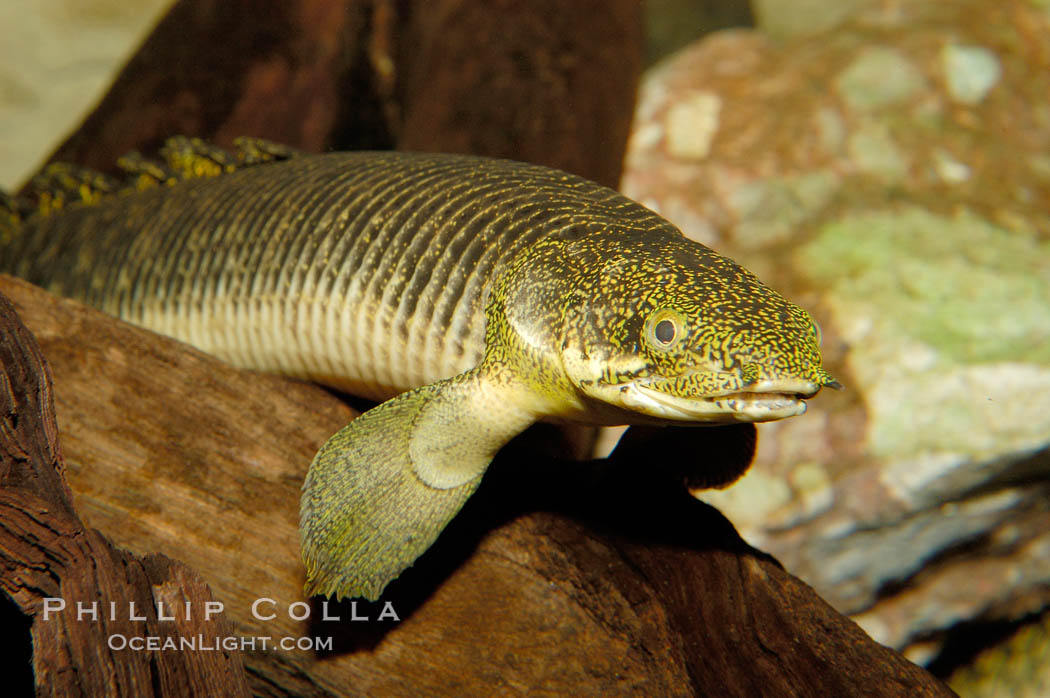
[621,380,820,423]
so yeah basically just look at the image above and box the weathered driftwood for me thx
[1,273,955,695]
[35,0,642,190]
[0,284,250,697]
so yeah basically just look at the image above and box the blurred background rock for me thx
[0,0,173,189]
[622,1,1050,695]
[4,0,1049,694]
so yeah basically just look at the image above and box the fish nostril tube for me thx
[818,368,843,390]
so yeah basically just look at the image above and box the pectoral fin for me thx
[300,366,534,601]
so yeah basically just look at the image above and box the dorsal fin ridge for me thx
[1,189,24,236]
[25,163,120,218]
[17,136,304,220]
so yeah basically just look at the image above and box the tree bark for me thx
[35,0,642,190]
[1,274,955,695]
[0,283,250,697]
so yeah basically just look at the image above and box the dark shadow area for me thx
[328,0,396,156]
[0,591,34,697]
[645,0,755,66]
[871,532,998,605]
[925,612,1044,679]
[960,446,1050,500]
[311,421,775,653]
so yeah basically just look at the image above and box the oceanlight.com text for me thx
[107,633,334,652]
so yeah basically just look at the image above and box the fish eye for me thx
[655,319,676,344]
[644,309,686,351]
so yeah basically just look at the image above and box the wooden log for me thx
[0,284,250,697]
[34,0,373,175]
[35,0,642,190]
[391,0,643,187]
[0,273,955,695]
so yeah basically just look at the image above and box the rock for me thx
[751,0,879,38]
[622,0,1050,663]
